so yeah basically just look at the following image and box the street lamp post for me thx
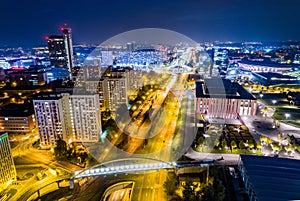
[260,94,263,99]
[285,113,290,120]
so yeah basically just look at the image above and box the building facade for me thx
[33,92,101,147]
[83,66,137,112]
[238,60,293,74]
[0,132,17,192]
[69,94,101,142]
[47,36,66,67]
[33,93,67,148]
[47,27,74,80]
[0,104,35,133]
[61,27,74,80]
[195,79,257,121]
[102,77,128,112]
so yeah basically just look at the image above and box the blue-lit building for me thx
[238,155,300,201]
[252,72,300,85]
[238,60,295,74]
[6,66,69,86]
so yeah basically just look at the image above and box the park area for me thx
[194,124,257,154]
[273,107,300,127]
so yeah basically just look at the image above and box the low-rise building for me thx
[0,104,35,133]
[195,79,257,122]
[238,155,300,201]
[252,72,300,85]
[238,60,294,74]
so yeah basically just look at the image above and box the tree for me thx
[230,140,237,150]
[256,142,262,151]
[260,136,272,145]
[247,139,255,149]
[200,178,225,201]
[284,144,295,152]
[201,185,215,201]
[222,139,227,149]
[277,133,283,142]
[213,179,226,201]
[271,142,282,152]
[214,139,220,148]
[163,173,179,197]
[54,139,67,159]
[182,180,200,201]
[239,141,245,149]
[198,136,205,146]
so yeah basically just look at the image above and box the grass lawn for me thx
[284,120,300,128]
[273,107,300,120]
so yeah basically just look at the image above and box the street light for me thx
[259,94,263,99]
[272,100,277,105]
[285,113,290,120]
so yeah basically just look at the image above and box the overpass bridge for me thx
[72,157,176,179]
[72,157,219,180]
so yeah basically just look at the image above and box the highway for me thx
[45,52,198,200]
[71,72,195,201]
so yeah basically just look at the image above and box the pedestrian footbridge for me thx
[72,157,176,179]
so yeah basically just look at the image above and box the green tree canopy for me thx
[54,139,67,159]
[239,141,245,149]
[230,140,237,149]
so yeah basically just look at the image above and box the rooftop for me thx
[240,155,300,201]
[255,72,298,80]
[0,103,34,117]
[195,79,256,100]
[239,60,298,69]
[33,92,63,100]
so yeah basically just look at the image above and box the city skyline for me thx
[1,0,300,47]
[1,1,300,200]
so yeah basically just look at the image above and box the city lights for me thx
[1,2,300,200]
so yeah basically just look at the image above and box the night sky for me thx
[1,0,300,47]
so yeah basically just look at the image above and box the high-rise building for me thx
[0,132,17,192]
[61,27,74,80]
[126,69,143,96]
[214,49,229,71]
[33,92,101,147]
[83,66,136,112]
[47,35,66,67]
[33,93,68,148]
[102,77,128,112]
[100,50,113,67]
[69,93,101,142]
[47,26,74,80]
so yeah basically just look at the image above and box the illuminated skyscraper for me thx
[0,132,17,192]
[46,26,74,80]
[47,35,66,67]
[61,27,74,80]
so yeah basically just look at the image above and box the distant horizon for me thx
[1,38,300,49]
